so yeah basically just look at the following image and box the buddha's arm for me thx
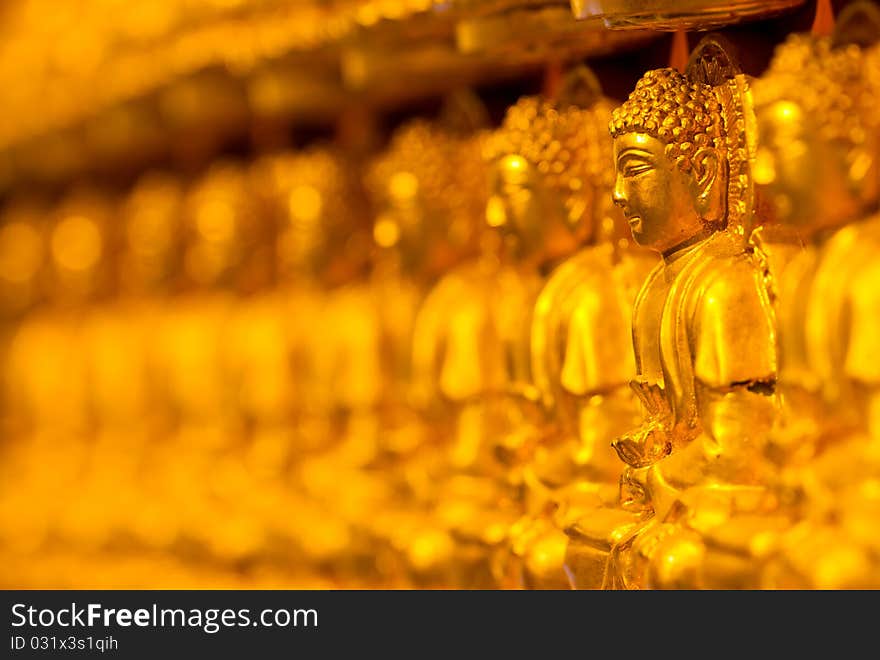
[844,258,880,439]
[530,276,560,412]
[844,258,880,389]
[691,260,778,474]
[410,281,450,413]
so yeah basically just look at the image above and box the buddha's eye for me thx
[621,162,653,177]
[502,182,532,195]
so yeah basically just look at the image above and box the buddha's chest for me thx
[632,271,675,387]
[440,269,542,400]
[772,244,819,392]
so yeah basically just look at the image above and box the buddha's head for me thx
[183,162,247,287]
[257,148,369,287]
[610,68,728,256]
[120,172,184,295]
[484,94,616,263]
[366,121,486,280]
[48,188,115,304]
[0,199,47,317]
[753,35,879,237]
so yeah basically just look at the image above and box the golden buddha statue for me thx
[0,199,47,324]
[367,112,488,421]
[147,161,268,566]
[252,148,368,440]
[361,103,493,586]
[407,123,556,586]
[475,71,656,589]
[563,41,780,589]
[84,174,184,554]
[253,147,385,585]
[0,199,50,558]
[751,25,880,588]
[1,188,116,558]
[411,85,650,587]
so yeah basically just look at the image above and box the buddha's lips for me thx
[627,215,642,230]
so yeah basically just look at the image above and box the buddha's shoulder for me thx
[678,234,774,327]
[539,246,614,302]
[820,213,880,268]
[321,283,377,327]
[419,259,518,329]
[422,260,488,301]
[617,248,659,286]
[693,233,768,287]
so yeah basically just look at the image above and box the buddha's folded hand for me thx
[612,419,672,468]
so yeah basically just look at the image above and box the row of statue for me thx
[1,16,879,588]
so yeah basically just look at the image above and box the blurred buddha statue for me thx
[0,198,49,489]
[150,161,268,566]
[751,16,880,587]
[0,198,50,558]
[0,199,48,324]
[478,70,657,589]
[78,174,185,555]
[99,172,184,550]
[366,94,489,456]
[274,149,371,437]
[362,93,491,586]
[414,88,627,587]
[253,147,380,584]
[564,40,780,589]
[2,188,116,557]
[254,148,368,439]
[161,162,252,433]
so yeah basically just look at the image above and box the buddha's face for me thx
[612,132,712,255]
[372,171,429,271]
[486,154,561,260]
[279,183,326,275]
[186,186,241,287]
[754,100,864,235]
[123,186,182,291]
[50,212,106,300]
[0,211,44,314]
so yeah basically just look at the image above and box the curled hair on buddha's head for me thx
[609,67,725,176]
[366,120,481,218]
[482,94,615,218]
[756,34,879,153]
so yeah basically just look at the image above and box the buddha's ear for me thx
[692,148,722,217]
[565,182,593,238]
[692,148,720,195]
[847,144,877,202]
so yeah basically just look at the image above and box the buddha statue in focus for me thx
[564,44,780,589]
[479,72,657,589]
[751,26,880,588]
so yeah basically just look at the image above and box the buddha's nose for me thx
[611,177,626,208]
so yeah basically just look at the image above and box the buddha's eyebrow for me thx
[616,148,654,161]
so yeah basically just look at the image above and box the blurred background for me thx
[0,0,846,588]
